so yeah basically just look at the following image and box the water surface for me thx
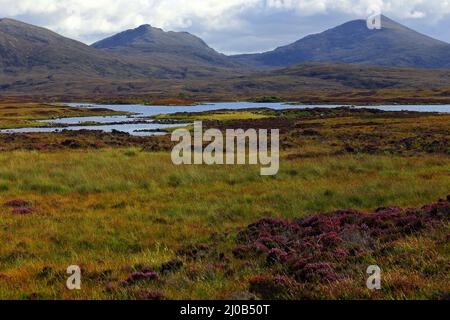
[2,102,449,136]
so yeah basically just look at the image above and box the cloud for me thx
[1,0,450,53]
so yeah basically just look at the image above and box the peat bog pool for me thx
[2,102,450,136]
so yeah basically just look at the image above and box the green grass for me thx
[0,148,448,299]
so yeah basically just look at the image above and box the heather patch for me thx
[234,199,449,298]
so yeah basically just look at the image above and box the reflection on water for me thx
[2,102,450,136]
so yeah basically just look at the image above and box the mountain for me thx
[1,16,450,97]
[0,18,150,79]
[92,24,238,70]
[0,18,235,87]
[232,16,450,68]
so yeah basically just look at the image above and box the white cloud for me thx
[1,0,449,52]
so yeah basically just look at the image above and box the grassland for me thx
[0,104,448,300]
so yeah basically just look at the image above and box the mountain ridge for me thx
[231,15,450,68]
[91,24,237,69]
[0,18,153,78]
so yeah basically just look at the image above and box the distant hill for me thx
[92,24,238,71]
[232,16,450,68]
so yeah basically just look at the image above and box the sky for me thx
[1,0,450,54]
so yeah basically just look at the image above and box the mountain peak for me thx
[135,24,159,32]
[137,24,152,29]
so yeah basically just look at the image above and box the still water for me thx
[2,102,450,136]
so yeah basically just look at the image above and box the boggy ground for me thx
[0,104,449,300]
